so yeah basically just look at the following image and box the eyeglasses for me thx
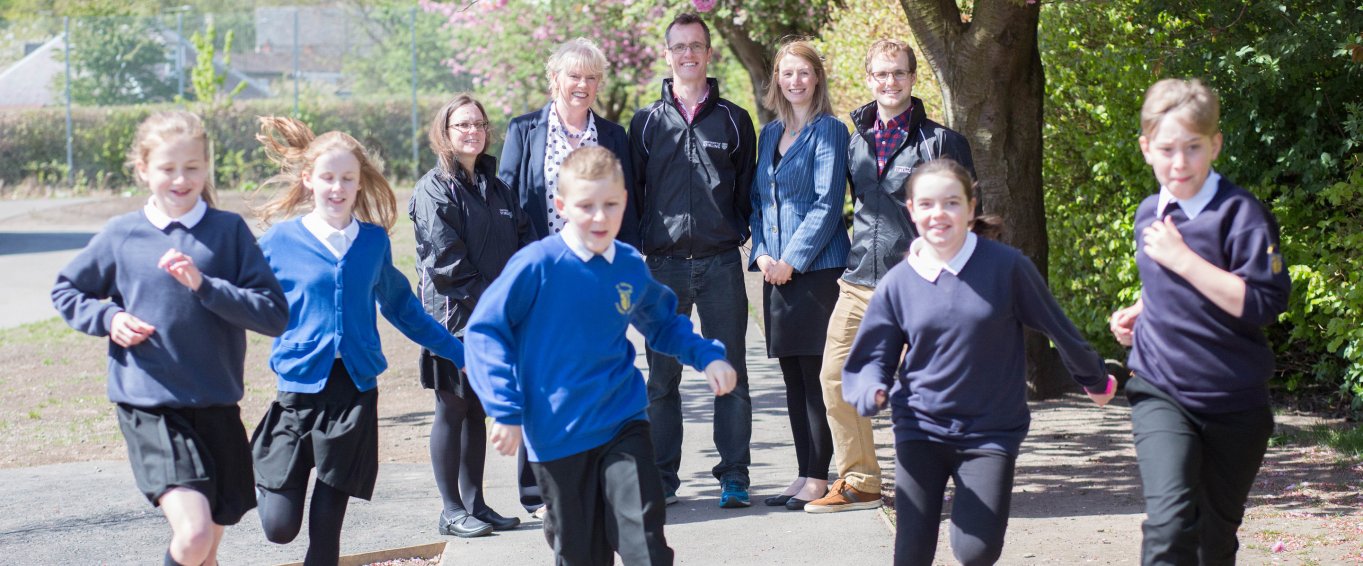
[449,121,490,133]
[668,42,708,55]
[869,70,913,84]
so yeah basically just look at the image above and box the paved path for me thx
[0,197,101,329]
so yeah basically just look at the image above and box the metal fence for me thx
[0,6,472,189]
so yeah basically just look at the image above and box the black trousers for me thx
[778,355,833,479]
[893,440,1016,566]
[1127,375,1274,566]
[530,420,672,566]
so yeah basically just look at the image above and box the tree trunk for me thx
[710,17,776,123]
[901,0,1070,399]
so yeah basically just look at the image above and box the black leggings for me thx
[430,389,490,516]
[258,479,350,565]
[778,355,833,479]
[894,440,1016,566]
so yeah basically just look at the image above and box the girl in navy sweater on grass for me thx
[51,111,289,566]
[1109,79,1291,565]
[250,117,464,565]
[842,159,1116,566]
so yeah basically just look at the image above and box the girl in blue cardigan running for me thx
[842,159,1116,566]
[52,111,289,566]
[250,116,464,565]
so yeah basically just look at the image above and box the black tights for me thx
[430,389,489,515]
[778,355,833,479]
[258,479,350,566]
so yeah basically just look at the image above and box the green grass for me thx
[1271,423,1363,460]
[0,317,82,346]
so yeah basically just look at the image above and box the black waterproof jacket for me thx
[628,78,757,259]
[844,98,975,287]
[409,154,534,335]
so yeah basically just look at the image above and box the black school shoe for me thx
[474,509,521,531]
[439,510,493,538]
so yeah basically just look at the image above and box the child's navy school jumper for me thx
[51,206,289,407]
[464,234,727,463]
[842,236,1108,454]
[1128,173,1291,412]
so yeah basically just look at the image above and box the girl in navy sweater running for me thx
[1109,79,1291,565]
[51,111,289,566]
[842,159,1116,566]
[250,117,464,565]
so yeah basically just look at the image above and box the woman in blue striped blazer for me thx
[749,39,851,510]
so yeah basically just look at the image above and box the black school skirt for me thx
[762,267,842,358]
[419,347,472,397]
[116,402,256,525]
[250,360,380,499]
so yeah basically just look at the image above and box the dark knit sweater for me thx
[842,238,1106,454]
[51,208,288,407]
[1128,177,1291,413]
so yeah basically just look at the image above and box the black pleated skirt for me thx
[762,267,842,357]
[250,360,380,499]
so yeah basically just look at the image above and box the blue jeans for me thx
[644,249,751,492]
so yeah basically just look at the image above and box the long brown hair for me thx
[428,93,490,178]
[126,110,217,207]
[762,39,834,128]
[255,116,397,231]
[905,159,1003,240]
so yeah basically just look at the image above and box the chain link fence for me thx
[0,6,475,194]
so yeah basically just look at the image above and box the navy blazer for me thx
[497,103,639,247]
[749,113,851,274]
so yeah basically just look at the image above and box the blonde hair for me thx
[255,116,398,231]
[557,146,624,196]
[1140,78,1220,137]
[864,39,917,75]
[905,159,1002,240]
[126,110,217,207]
[428,93,490,177]
[762,39,834,128]
[546,38,608,101]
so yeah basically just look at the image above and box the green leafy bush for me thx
[0,96,505,194]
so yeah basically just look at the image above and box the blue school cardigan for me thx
[259,218,464,393]
[748,113,851,274]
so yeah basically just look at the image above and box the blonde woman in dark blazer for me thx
[748,39,851,510]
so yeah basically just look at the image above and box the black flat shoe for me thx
[764,494,794,507]
[785,497,810,511]
[439,511,493,538]
[474,509,521,531]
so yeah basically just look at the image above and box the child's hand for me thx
[158,249,203,291]
[874,389,888,410]
[489,422,522,456]
[704,360,737,396]
[110,311,155,347]
[1109,302,1141,346]
[1142,217,1194,274]
[1086,375,1118,407]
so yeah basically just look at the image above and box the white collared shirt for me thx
[1156,171,1221,220]
[302,212,360,259]
[143,198,207,230]
[906,232,978,283]
[560,227,616,264]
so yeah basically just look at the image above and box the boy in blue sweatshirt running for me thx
[465,146,737,566]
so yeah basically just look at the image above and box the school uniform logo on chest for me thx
[615,282,635,315]
[1267,244,1284,274]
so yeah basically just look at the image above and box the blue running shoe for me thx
[718,480,751,508]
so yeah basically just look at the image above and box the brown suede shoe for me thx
[803,479,883,513]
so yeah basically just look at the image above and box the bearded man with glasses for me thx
[627,11,757,510]
[803,39,976,514]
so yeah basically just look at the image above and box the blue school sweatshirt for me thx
[842,238,1107,454]
[464,235,727,462]
[258,218,464,393]
[1128,176,1291,413]
[51,208,289,408]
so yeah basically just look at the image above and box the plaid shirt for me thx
[671,84,710,124]
[872,105,913,175]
